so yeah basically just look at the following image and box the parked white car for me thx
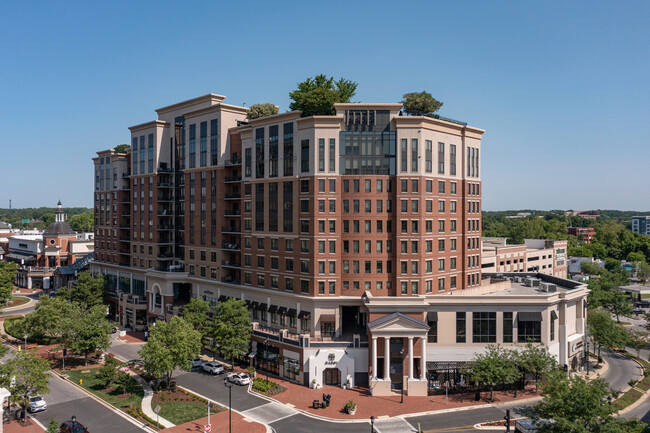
[226,372,251,386]
[191,358,204,368]
[27,396,47,413]
[202,361,224,375]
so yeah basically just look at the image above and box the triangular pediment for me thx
[367,312,429,332]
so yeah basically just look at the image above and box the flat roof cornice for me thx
[247,111,302,125]
[184,103,249,119]
[128,120,168,132]
[155,93,226,115]
[395,116,485,137]
[334,103,404,110]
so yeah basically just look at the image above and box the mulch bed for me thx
[152,389,209,406]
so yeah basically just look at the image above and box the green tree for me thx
[113,144,130,153]
[246,103,279,120]
[66,304,112,365]
[600,290,633,322]
[47,418,59,433]
[533,371,616,433]
[517,343,557,391]
[211,298,251,370]
[288,75,358,116]
[67,213,93,233]
[469,345,519,400]
[401,91,443,117]
[138,317,201,388]
[19,296,74,339]
[0,261,18,304]
[7,350,50,417]
[570,246,594,257]
[637,261,650,282]
[581,261,603,276]
[113,371,135,395]
[627,251,646,263]
[626,329,647,358]
[587,308,629,362]
[182,297,211,340]
[97,356,119,388]
[58,270,105,309]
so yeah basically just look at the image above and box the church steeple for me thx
[55,200,64,222]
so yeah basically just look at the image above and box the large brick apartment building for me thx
[92,94,588,396]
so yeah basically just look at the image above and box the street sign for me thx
[154,405,161,414]
[204,424,211,432]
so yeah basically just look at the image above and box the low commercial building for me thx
[567,227,595,244]
[565,210,599,220]
[481,238,568,278]
[568,257,604,275]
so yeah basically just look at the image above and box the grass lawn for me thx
[158,402,209,425]
[66,368,144,409]
[636,376,650,392]
[614,389,643,411]
[6,296,29,307]
[641,294,650,299]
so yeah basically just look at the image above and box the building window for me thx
[411,138,418,172]
[318,138,325,172]
[301,139,310,173]
[329,138,336,172]
[456,312,466,343]
[255,128,265,178]
[550,313,555,341]
[472,312,496,343]
[450,144,456,175]
[438,142,445,174]
[518,319,542,343]
[269,125,278,177]
[425,140,432,173]
[503,312,513,343]
[400,138,408,172]
[283,122,294,176]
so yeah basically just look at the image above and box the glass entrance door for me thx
[389,338,404,390]
[323,368,341,386]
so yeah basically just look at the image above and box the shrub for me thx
[629,379,638,387]
[344,400,357,411]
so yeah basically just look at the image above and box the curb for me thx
[50,370,156,433]
[2,298,35,312]
[617,355,650,416]
[177,385,273,433]
[247,384,542,423]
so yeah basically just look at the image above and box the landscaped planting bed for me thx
[152,389,214,425]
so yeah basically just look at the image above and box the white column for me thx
[372,337,378,380]
[408,337,414,380]
[420,336,427,380]
[384,337,390,380]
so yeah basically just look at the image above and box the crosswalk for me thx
[374,417,417,433]
[241,401,298,425]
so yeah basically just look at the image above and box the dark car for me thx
[60,420,89,433]
[636,301,650,308]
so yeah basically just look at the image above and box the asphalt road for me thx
[407,406,509,433]
[600,349,643,393]
[31,374,147,433]
[0,293,40,316]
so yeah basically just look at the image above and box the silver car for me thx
[202,361,224,375]
[226,372,251,386]
[27,396,47,413]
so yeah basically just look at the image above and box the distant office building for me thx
[567,227,596,244]
[505,212,532,219]
[567,257,604,275]
[481,238,568,278]
[564,210,599,220]
[632,216,650,236]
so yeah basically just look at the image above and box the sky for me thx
[1,1,648,211]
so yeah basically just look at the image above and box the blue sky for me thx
[1,1,648,211]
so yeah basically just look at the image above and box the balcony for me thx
[119,249,131,255]
[157,194,174,202]
[221,260,241,268]
[221,242,240,251]
[225,154,241,166]
[157,210,173,217]
[224,210,240,217]
[221,226,241,234]
[158,165,173,173]
[119,237,131,242]
[221,277,241,285]
[224,175,241,183]
[119,224,131,230]
[157,225,174,231]
[224,193,241,200]
[158,238,174,245]
[157,265,185,272]
[157,253,175,260]
[158,182,173,189]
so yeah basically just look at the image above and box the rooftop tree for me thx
[401,91,443,117]
[289,75,358,116]
[246,103,279,120]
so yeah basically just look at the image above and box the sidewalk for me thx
[130,373,175,428]
[160,413,266,433]
[257,375,541,421]
[4,419,45,433]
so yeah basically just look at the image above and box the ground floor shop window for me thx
[321,322,335,338]
[283,357,300,381]
[518,320,541,343]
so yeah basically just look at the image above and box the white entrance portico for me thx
[368,312,429,396]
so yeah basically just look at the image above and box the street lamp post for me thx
[224,379,233,433]
[400,348,405,404]
[24,334,28,351]
[514,361,518,398]
[264,338,269,382]
[370,415,375,433]
[585,341,590,377]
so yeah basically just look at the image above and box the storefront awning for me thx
[298,311,311,319]
[427,312,438,322]
[218,295,228,302]
[320,314,335,323]
[248,351,257,358]
[550,310,558,320]
[268,305,278,313]
[518,312,542,322]
[287,308,297,317]
[277,306,287,315]
[249,301,259,309]
[258,303,268,311]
